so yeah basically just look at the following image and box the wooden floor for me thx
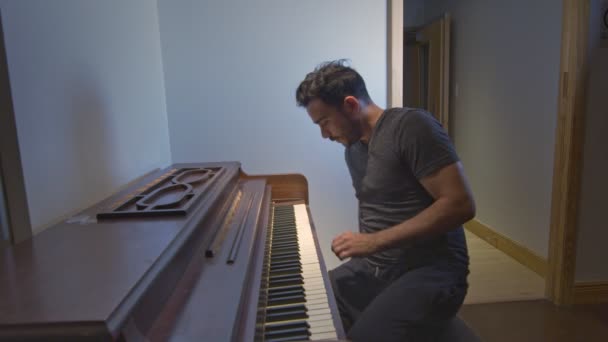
[463,230,545,304]
[459,300,608,342]
[461,231,608,341]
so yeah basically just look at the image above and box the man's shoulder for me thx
[376,107,438,141]
[382,107,436,125]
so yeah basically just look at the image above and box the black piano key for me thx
[271,247,299,253]
[264,319,308,330]
[273,210,295,215]
[273,219,295,223]
[265,330,309,339]
[272,231,297,237]
[270,257,300,264]
[272,235,298,241]
[273,227,297,232]
[265,335,310,342]
[270,261,301,269]
[269,273,303,282]
[271,240,298,247]
[273,224,297,229]
[268,294,306,306]
[269,283,306,292]
[265,320,309,331]
[273,221,296,225]
[272,236,297,241]
[270,253,300,260]
[270,260,301,268]
[265,325,311,341]
[271,250,300,258]
[269,273,301,280]
[269,278,304,288]
[268,284,303,292]
[271,246,299,253]
[265,311,308,323]
[265,304,308,322]
[268,290,305,300]
[273,230,296,234]
[273,207,293,212]
[269,266,301,276]
[270,266,301,274]
[272,235,297,241]
[269,292,305,300]
[269,267,301,274]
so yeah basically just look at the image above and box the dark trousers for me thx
[329,257,468,342]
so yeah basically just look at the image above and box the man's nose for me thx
[321,126,330,139]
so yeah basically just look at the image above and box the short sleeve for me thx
[396,109,459,179]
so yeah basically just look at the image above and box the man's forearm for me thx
[374,197,475,250]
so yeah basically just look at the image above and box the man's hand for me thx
[331,231,382,260]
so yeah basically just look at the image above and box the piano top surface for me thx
[0,162,240,327]
[0,219,182,324]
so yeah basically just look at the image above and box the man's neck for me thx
[359,103,385,144]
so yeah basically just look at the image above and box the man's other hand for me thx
[331,231,382,260]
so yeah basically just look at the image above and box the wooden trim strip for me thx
[465,219,548,278]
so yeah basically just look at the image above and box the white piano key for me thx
[303,287,326,294]
[308,319,335,329]
[311,332,338,340]
[304,298,329,306]
[305,313,333,322]
[310,325,337,335]
[306,301,330,310]
[307,307,332,316]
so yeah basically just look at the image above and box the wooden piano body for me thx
[0,162,345,341]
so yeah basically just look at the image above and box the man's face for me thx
[306,98,360,147]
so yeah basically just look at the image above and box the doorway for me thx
[403,14,451,131]
[393,0,591,306]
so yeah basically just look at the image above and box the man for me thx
[295,60,475,342]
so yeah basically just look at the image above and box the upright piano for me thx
[0,162,346,341]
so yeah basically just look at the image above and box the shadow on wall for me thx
[34,74,117,233]
[67,74,116,207]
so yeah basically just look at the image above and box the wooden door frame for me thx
[545,0,591,305]
[390,0,592,305]
[388,0,403,108]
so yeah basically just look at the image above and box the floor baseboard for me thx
[573,282,608,304]
[464,219,548,278]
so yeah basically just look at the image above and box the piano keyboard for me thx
[261,204,339,342]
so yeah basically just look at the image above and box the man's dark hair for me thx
[296,59,372,109]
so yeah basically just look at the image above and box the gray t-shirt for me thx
[345,107,469,270]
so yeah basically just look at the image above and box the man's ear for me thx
[342,96,360,117]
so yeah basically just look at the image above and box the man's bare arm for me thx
[331,162,475,260]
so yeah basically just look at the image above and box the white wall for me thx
[575,0,608,282]
[420,0,562,258]
[0,0,171,234]
[157,0,387,270]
